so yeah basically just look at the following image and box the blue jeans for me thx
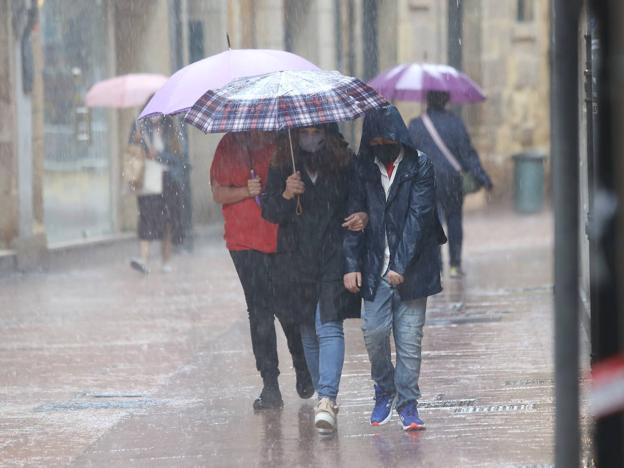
[299,304,345,401]
[362,279,427,409]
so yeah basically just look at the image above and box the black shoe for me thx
[130,258,150,274]
[253,385,283,411]
[296,368,315,399]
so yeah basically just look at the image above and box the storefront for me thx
[40,0,113,242]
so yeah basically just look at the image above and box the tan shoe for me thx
[314,397,338,434]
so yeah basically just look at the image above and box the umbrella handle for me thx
[287,129,303,216]
[250,169,261,206]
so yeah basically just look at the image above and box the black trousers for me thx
[437,190,464,267]
[230,250,307,381]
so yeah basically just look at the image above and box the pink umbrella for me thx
[85,74,168,108]
[369,63,486,104]
[139,49,319,119]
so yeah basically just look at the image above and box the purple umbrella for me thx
[369,63,486,104]
[139,49,319,119]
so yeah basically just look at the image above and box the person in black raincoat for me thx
[262,124,365,434]
[408,91,493,277]
[343,105,446,431]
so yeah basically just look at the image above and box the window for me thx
[516,0,535,23]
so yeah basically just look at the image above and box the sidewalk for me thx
[0,210,561,467]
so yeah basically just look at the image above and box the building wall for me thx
[114,0,174,231]
[369,0,551,204]
[0,0,553,253]
[464,0,551,201]
[185,0,229,226]
[0,0,18,249]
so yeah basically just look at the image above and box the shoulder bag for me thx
[421,112,480,194]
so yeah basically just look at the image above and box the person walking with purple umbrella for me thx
[211,131,314,410]
[409,91,493,278]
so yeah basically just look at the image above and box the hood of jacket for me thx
[358,105,418,159]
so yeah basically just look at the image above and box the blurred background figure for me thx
[128,116,186,274]
[409,91,493,278]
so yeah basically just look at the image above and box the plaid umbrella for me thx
[185,69,388,215]
[184,70,389,133]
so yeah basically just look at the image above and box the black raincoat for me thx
[262,151,361,325]
[344,106,447,302]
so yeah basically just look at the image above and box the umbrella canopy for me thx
[85,74,168,108]
[184,69,389,134]
[139,49,320,119]
[369,63,486,104]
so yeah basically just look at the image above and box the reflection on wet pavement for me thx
[0,211,576,467]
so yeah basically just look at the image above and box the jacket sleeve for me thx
[345,160,367,214]
[343,162,366,273]
[261,166,297,225]
[390,155,437,276]
[455,117,493,189]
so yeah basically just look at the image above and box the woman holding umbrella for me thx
[261,124,365,434]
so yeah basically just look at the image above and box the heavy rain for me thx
[0,1,622,467]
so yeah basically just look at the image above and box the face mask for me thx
[298,133,325,154]
[375,143,401,164]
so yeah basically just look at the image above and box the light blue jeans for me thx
[362,278,427,409]
[299,304,345,401]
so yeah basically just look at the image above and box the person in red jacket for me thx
[211,131,313,410]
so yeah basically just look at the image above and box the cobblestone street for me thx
[0,210,564,467]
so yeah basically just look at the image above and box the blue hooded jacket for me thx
[408,108,492,202]
[344,106,446,301]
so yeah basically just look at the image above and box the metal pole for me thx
[551,1,581,466]
[362,0,378,81]
[591,0,624,465]
[448,0,463,70]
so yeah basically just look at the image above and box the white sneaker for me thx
[314,397,338,434]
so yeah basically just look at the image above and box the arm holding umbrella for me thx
[261,166,301,225]
[210,134,264,205]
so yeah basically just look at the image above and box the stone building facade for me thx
[0,0,551,264]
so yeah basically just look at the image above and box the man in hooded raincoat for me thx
[344,106,446,431]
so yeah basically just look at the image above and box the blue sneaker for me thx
[397,401,425,431]
[370,385,396,426]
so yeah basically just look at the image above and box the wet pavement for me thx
[0,210,570,467]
